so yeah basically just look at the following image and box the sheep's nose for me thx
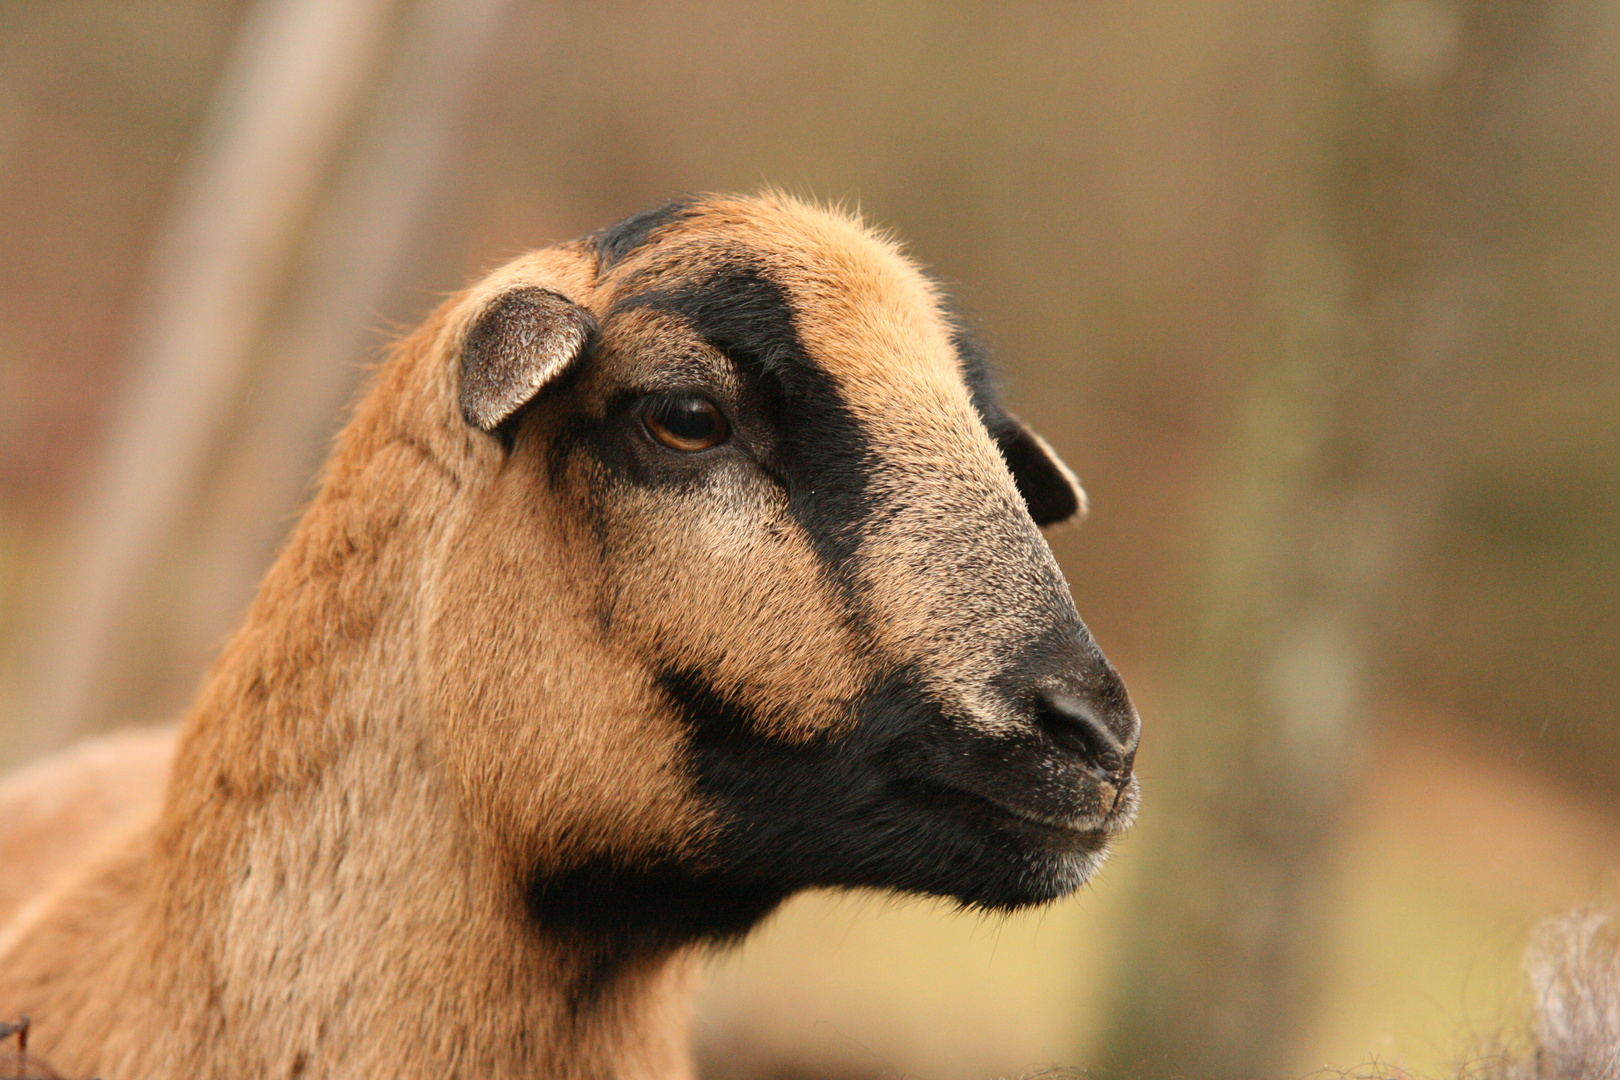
[1033,690,1137,780]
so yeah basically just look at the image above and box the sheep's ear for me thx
[993,419,1088,527]
[460,286,597,431]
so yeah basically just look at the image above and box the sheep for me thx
[0,192,1139,1080]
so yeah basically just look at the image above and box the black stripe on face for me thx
[611,260,882,580]
[592,197,698,271]
[659,664,1102,912]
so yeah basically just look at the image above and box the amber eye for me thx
[642,395,729,452]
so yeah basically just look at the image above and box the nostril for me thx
[1033,691,1132,778]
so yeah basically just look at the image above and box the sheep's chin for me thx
[892,775,1134,911]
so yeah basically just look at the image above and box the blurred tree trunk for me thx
[1090,4,1561,1077]
[162,0,514,722]
[4,0,511,767]
[5,0,396,765]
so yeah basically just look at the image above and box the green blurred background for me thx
[1,2,1616,1077]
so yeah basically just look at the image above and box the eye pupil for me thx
[657,400,716,440]
[644,396,728,451]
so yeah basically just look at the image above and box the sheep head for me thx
[417,193,1138,943]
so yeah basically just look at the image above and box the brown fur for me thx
[0,193,1134,1080]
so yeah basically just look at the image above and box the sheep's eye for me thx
[642,395,729,452]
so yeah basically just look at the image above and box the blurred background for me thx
[1,1,1616,1077]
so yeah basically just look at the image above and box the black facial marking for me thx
[660,666,1108,915]
[524,642,1125,949]
[525,857,784,949]
[592,197,698,271]
[612,260,881,584]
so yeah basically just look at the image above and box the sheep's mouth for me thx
[907,773,1136,852]
[965,779,1136,838]
[890,719,1140,856]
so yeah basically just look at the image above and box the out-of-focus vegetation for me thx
[0,2,1615,1078]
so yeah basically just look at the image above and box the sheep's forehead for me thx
[598,195,984,441]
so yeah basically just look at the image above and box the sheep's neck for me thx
[136,436,700,1080]
[147,733,700,1080]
